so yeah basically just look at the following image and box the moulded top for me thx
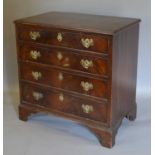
[15,12,140,35]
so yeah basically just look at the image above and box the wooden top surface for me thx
[15,12,140,35]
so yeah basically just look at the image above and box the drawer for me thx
[19,44,109,77]
[21,83,108,123]
[18,25,109,53]
[20,62,109,100]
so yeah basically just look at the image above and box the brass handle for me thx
[58,72,63,81]
[81,38,94,48]
[32,71,42,80]
[59,93,64,102]
[81,81,93,92]
[33,92,43,101]
[57,33,63,42]
[82,104,93,113]
[29,31,40,40]
[80,59,93,69]
[57,52,63,60]
[30,50,41,60]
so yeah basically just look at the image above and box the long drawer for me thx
[21,83,108,123]
[20,62,109,100]
[17,24,110,53]
[19,44,109,77]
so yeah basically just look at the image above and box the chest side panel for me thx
[111,23,139,126]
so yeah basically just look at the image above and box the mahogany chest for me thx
[14,12,140,148]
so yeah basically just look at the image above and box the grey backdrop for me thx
[3,1,151,155]
[4,0,150,96]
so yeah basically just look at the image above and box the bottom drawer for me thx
[21,83,108,123]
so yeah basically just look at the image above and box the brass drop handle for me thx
[33,92,43,101]
[57,33,63,42]
[30,50,41,60]
[81,38,94,48]
[80,59,93,69]
[32,71,42,80]
[81,81,93,92]
[82,104,93,113]
[29,31,40,40]
[59,93,64,102]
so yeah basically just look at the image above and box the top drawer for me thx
[17,25,110,54]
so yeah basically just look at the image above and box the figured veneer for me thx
[20,62,109,100]
[17,25,109,53]
[19,43,110,77]
[21,83,108,123]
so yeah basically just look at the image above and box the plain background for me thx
[3,0,151,154]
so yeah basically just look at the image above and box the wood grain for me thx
[19,43,110,77]
[17,24,110,53]
[14,12,140,35]
[20,62,109,100]
[21,82,108,123]
[111,23,139,127]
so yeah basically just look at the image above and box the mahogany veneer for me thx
[19,43,109,77]
[14,12,140,148]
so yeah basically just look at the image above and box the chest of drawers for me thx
[14,12,140,148]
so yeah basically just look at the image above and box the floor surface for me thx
[4,93,151,155]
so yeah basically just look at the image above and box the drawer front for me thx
[21,83,108,123]
[19,44,109,77]
[20,62,109,99]
[18,25,109,53]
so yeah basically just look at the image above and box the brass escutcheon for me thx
[57,33,63,42]
[58,72,64,81]
[59,93,64,102]
[57,52,63,60]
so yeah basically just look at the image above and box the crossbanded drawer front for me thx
[21,83,108,123]
[20,62,109,100]
[17,25,109,53]
[19,44,109,77]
